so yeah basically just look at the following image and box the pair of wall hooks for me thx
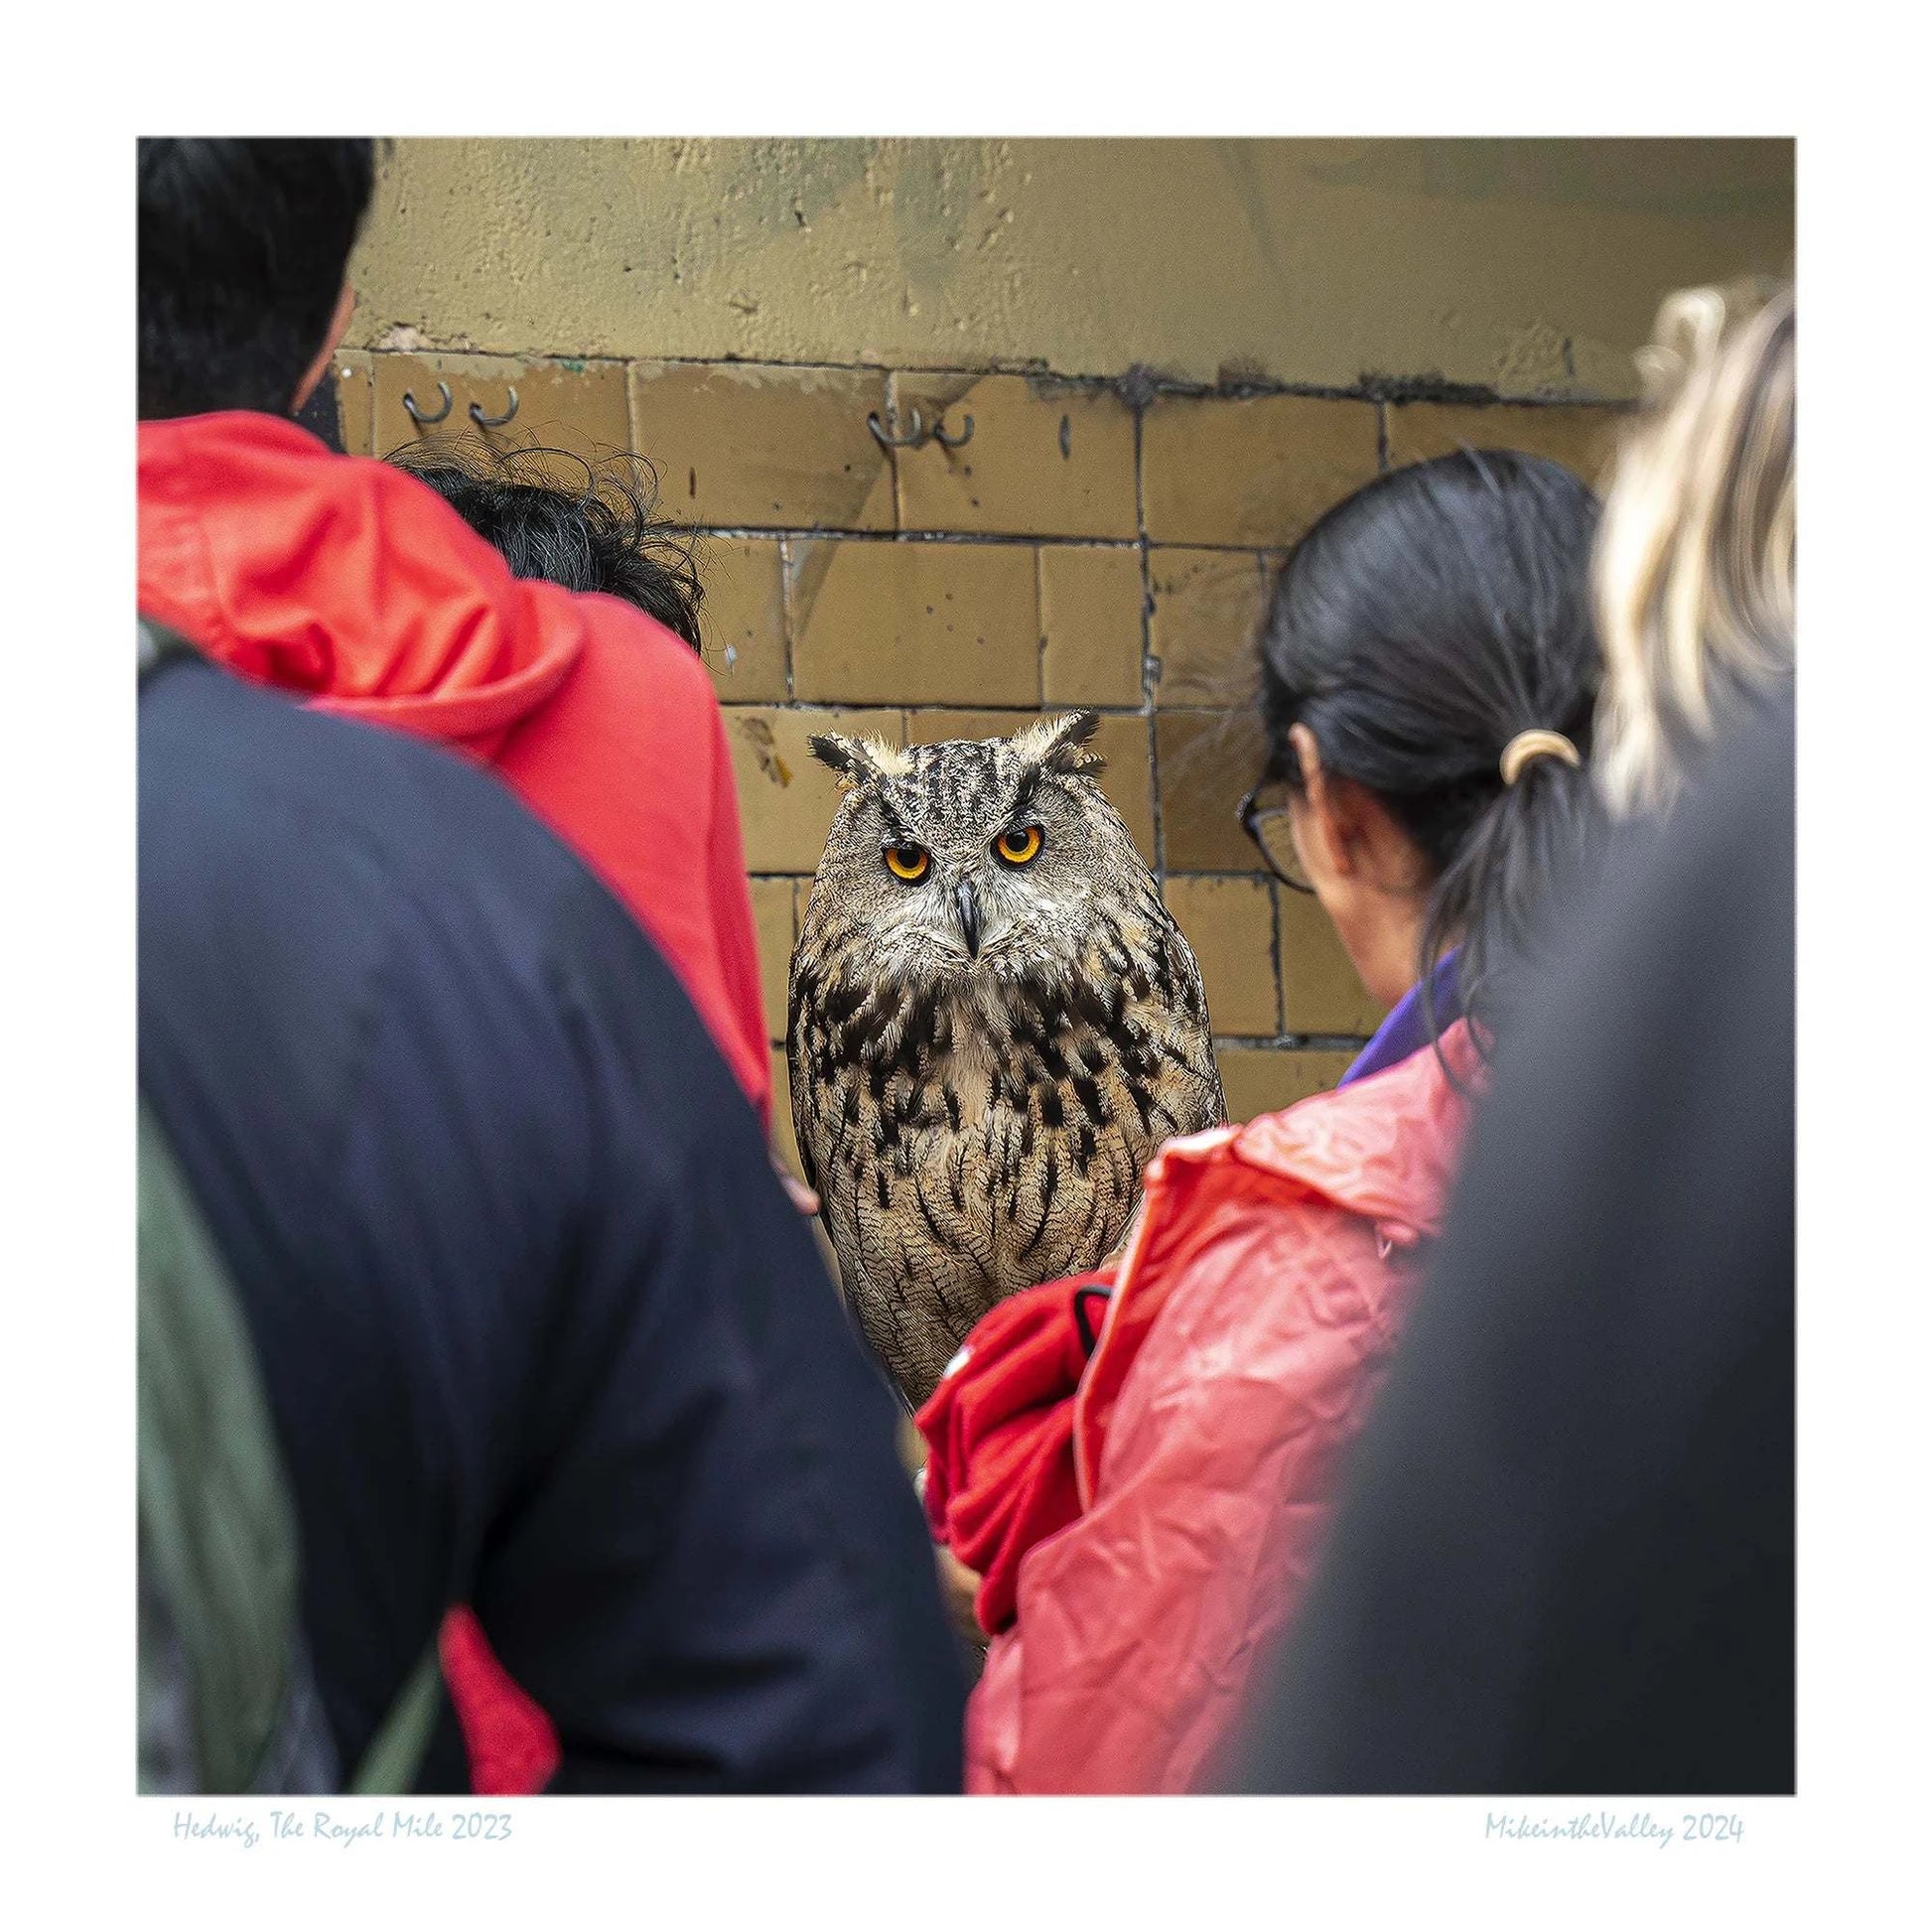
[402,380,520,430]
[866,406,974,453]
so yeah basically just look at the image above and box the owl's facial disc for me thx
[829,731,1116,989]
[872,848,1018,972]
[935,853,1038,967]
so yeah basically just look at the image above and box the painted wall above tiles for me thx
[348,138,1792,399]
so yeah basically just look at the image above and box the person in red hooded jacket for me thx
[917,447,1609,1792]
[136,145,768,1129]
[136,140,774,1797]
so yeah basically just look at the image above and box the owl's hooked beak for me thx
[952,877,983,959]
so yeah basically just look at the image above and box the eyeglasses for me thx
[1237,781,1316,895]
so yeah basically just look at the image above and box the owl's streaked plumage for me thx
[787,711,1225,1408]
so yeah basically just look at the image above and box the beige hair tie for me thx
[1499,729,1583,786]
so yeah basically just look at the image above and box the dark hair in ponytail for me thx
[1257,448,1604,1046]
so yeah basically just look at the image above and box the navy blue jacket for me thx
[139,654,964,1792]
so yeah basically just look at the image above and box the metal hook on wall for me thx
[867,406,927,451]
[931,414,975,452]
[401,380,454,428]
[470,387,519,430]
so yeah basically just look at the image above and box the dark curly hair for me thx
[390,439,705,652]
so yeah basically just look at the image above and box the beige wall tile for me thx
[895,373,1139,539]
[749,877,796,1044]
[905,708,1043,746]
[698,536,787,703]
[1383,400,1625,487]
[1216,1047,1358,1123]
[1163,875,1280,1037]
[725,703,904,874]
[1156,708,1269,873]
[1142,393,1380,547]
[331,350,374,456]
[628,360,894,531]
[1149,547,1271,709]
[371,352,630,477]
[1278,888,1385,1035]
[790,539,1038,707]
[1040,545,1146,708]
[1088,713,1157,866]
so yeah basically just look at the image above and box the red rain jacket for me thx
[966,1022,1476,1794]
[139,410,772,1797]
[137,411,769,1123]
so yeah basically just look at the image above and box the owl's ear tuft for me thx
[808,732,911,791]
[1015,709,1105,776]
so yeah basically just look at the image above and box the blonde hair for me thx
[1592,282,1794,815]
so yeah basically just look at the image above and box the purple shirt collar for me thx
[1339,947,1460,1086]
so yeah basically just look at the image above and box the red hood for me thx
[1071,1020,1478,1509]
[1225,1016,1478,1234]
[138,411,588,743]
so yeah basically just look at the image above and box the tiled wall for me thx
[331,349,1625,1155]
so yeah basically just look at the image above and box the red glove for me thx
[915,1273,1114,1635]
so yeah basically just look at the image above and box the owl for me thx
[787,710,1225,1409]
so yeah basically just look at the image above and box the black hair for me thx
[390,439,705,652]
[1258,448,1604,1047]
[138,138,376,420]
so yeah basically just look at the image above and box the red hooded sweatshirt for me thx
[137,411,770,1121]
[139,410,772,1796]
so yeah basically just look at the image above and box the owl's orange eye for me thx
[994,826,1043,867]
[885,844,930,883]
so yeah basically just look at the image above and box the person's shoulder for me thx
[1544,684,1792,1044]
[1099,1063,1462,1423]
[1222,1025,1474,1235]
[574,592,723,720]
[137,657,701,1079]
[500,591,729,832]
[140,653,595,928]
[1657,686,1793,891]
[139,653,738,1170]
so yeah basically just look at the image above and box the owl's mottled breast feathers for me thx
[787,713,1225,1407]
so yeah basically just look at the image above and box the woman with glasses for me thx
[1238,290,1795,1795]
[917,448,1605,1792]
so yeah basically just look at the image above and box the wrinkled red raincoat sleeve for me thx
[970,1187,1414,1792]
[916,1274,1112,1636]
